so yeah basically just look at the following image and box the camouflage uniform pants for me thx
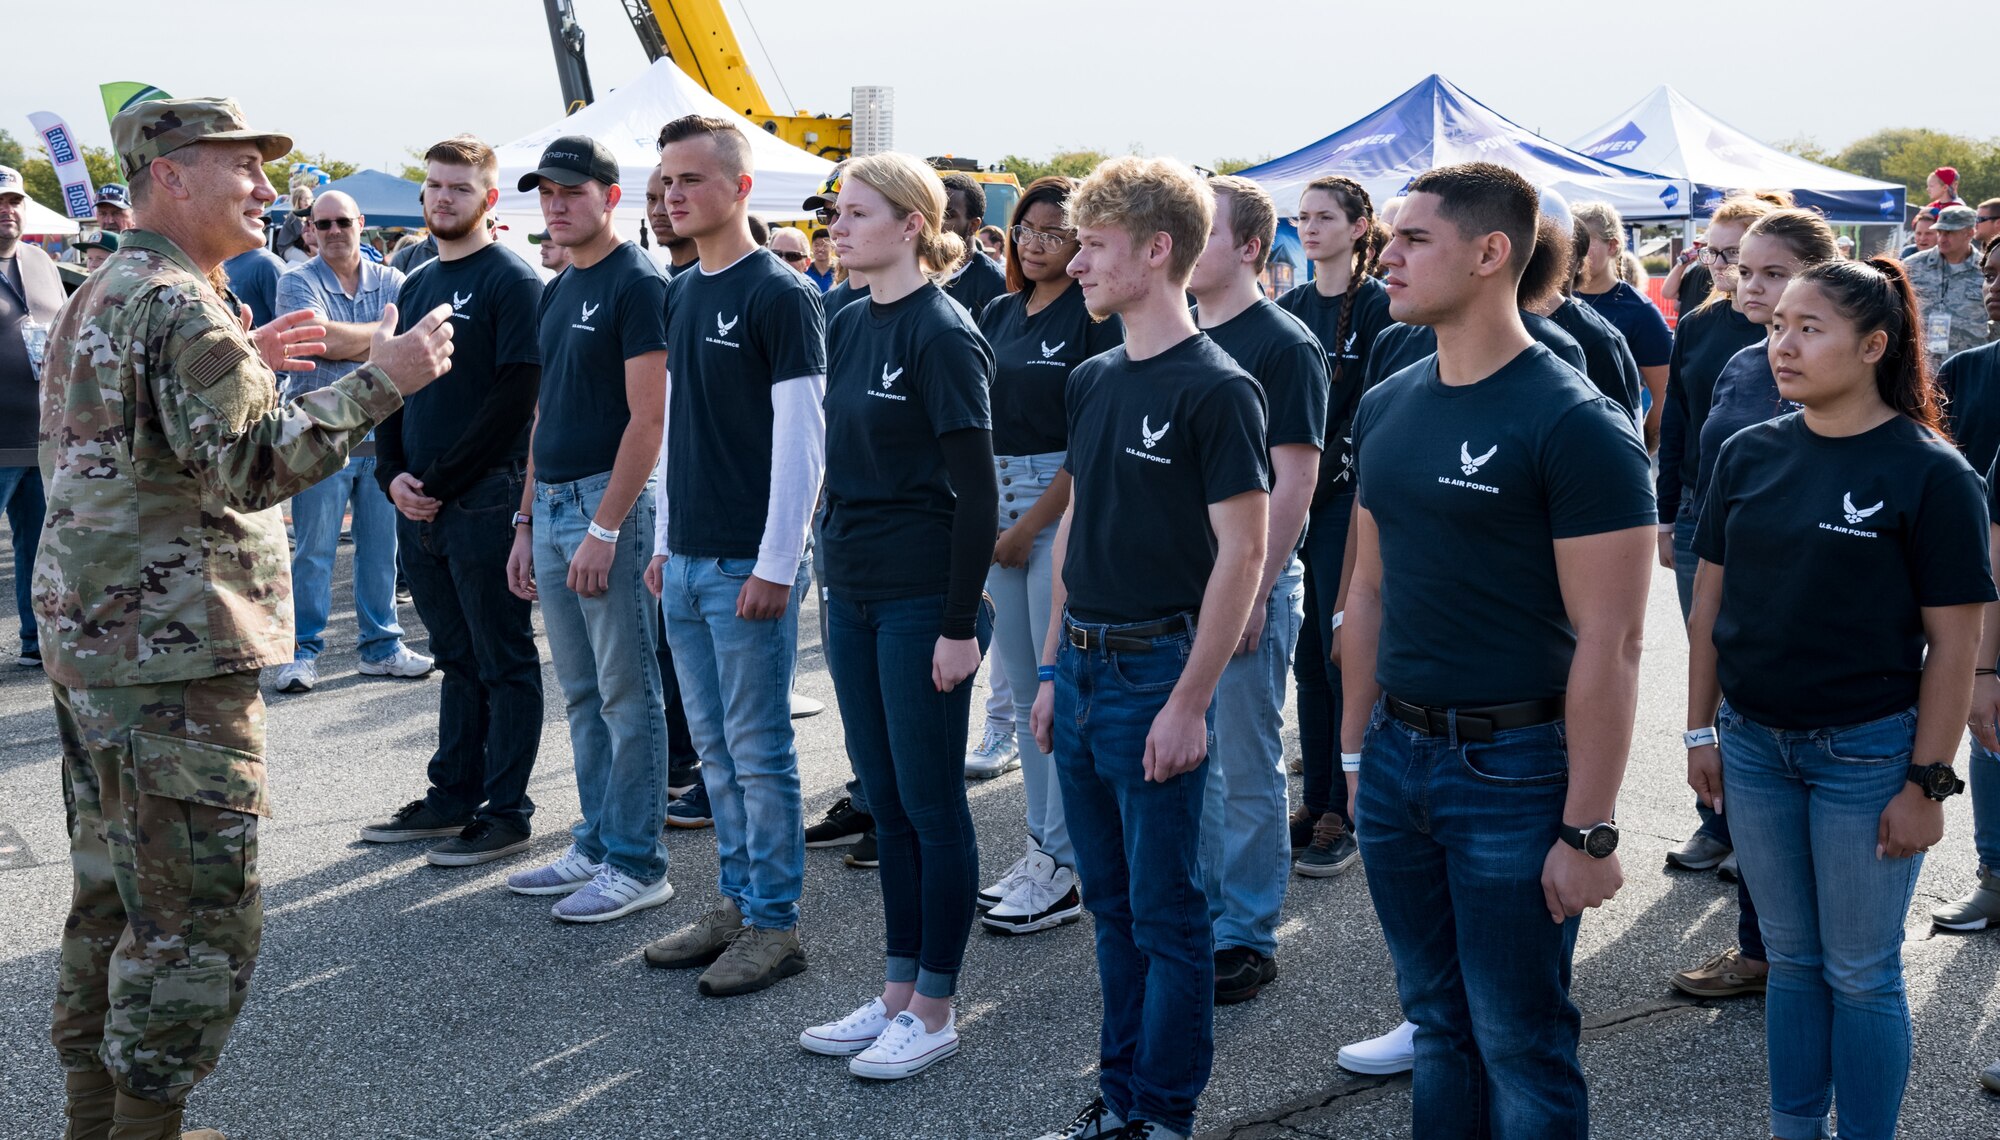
[50,671,269,1106]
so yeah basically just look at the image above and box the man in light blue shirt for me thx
[273,190,433,691]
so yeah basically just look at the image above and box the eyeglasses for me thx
[777,250,808,264]
[1697,246,1738,267]
[1010,224,1075,252]
[312,217,358,232]
[1979,215,2000,224]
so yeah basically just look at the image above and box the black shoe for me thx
[1294,814,1360,878]
[842,830,879,868]
[16,646,41,668]
[1288,807,1318,854]
[1215,945,1276,1005]
[805,796,873,848]
[426,819,533,866]
[358,799,472,844]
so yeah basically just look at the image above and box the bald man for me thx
[272,190,436,693]
[768,226,811,275]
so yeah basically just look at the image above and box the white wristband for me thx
[1683,727,1717,749]
[587,521,621,544]
[1330,610,1344,632]
[1341,751,1363,772]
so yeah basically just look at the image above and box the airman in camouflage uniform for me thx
[36,97,454,1140]
[1907,204,1992,366]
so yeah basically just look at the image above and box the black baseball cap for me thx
[516,135,619,192]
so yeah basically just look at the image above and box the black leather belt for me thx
[1384,694,1565,744]
[1066,613,1195,655]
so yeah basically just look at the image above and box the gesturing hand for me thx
[370,303,455,396]
[250,307,327,374]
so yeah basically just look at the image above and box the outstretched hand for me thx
[370,303,455,395]
[249,307,327,374]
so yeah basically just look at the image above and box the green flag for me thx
[99,82,171,129]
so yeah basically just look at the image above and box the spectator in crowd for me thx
[76,231,119,271]
[1928,165,1966,208]
[770,225,811,274]
[223,241,288,327]
[1908,205,1991,367]
[1975,198,2000,251]
[1539,204,1644,417]
[0,164,62,668]
[1662,238,1712,320]
[273,180,317,263]
[1836,234,1856,258]
[92,184,134,233]
[805,227,836,292]
[940,172,1007,317]
[529,229,572,273]
[643,161,698,274]
[749,212,770,247]
[1573,200,1672,446]
[1902,208,1937,259]
[273,191,434,692]
[389,228,439,274]
[977,223,1006,261]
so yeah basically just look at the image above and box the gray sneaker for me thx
[1981,1056,2000,1094]
[644,898,743,969]
[698,924,807,997]
[1932,866,2000,932]
[1665,831,1731,871]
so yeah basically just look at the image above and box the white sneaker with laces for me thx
[273,659,317,693]
[848,1009,958,1079]
[976,844,1039,910]
[506,844,603,896]
[1337,1019,1417,1075]
[982,854,1082,935]
[799,997,893,1056]
[358,643,435,678]
[551,867,674,923]
[964,724,1020,779]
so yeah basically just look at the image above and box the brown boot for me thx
[63,1070,117,1140]
[106,1091,226,1140]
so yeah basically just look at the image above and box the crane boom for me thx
[622,0,852,159]
[541,0,595,112]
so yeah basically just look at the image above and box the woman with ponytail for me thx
[1275,176,1391,875]
[1685,257,1993,1140]
[799,152,998,1078]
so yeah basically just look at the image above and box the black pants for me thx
[1296,495,1352,822]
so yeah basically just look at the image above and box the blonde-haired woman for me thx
[797,152,998,1078]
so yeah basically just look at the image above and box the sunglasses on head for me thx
[313,217,358,231]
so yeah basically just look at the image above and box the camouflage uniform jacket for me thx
[1906,246,1991,360]
[34,229,402,689]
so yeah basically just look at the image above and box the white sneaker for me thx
[550,867,675,923]
[1337,1019,1417,1075]
[976,844,1039,910]
[790,691,825,718]
[505,845,603,896]
[848,1009,958,1079]
[358,644,435,678]
[964,725,1020,779]
[799,997,892,1056]
[982,854,1083,935]
[273,659,317,693]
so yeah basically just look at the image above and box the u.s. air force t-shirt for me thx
[822,284,992,599]
[1200,297,1330,456]
[1363,312,1586,392]
[396,242,542,476]
[1353,343,1656,706]
[1696,413,1994,730]
[979,282,1123,456]
[1061,335,1269,625]
[664,247,827,558]
[532,242,668,484]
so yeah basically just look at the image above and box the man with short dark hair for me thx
[0,164,62,668]
[1975,198,2000,251]
[93,183,134,233]
[644,163,697,272]
[806,228,835,292]
[941,171,1006,317]
[529,229,571,273]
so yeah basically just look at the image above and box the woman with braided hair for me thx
[1276,176,1391,876]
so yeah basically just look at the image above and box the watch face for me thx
[1584,826,1620,859]
[1924,767,1957,796]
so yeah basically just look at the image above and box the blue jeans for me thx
[985,450,1072,867]
[289,455,403,662]
[826,592,992,998]
[533,472,668,882]
[661,553,810,929]
[1719,703,1923,1140]
[0,466,43,653]
[1358,703,1587,1140]
[1296,496,1350,820]
[400,470,543,829]
[1052,614,1212,1134]
[1970,740,2000,871]
[1203,560,1304,955]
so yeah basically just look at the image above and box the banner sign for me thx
[26,112,95,220]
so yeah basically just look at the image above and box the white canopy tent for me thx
[21,197,81,236]
[492,58,836,265]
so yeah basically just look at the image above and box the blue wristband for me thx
[1038,665,1057,683]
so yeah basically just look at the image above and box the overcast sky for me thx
[6,0,1981,174]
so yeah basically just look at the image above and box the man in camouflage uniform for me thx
[1909,204,1992,368]
[36,97,455,1140]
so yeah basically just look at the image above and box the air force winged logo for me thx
[1142,417,1171,449]
[1842,493,1884,526]
[580,301,600,323]
[1040,340,1066,359]
[882,364,904,389]
[1459,442,1497,476]
[451,291,472,311]
[717,313,740,337]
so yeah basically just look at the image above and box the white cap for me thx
[0,165,25,200]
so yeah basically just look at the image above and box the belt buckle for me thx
[1068,624,1089,650]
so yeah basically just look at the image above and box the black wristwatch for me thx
[1558,820,1620,859]
[1907,763,1965,802]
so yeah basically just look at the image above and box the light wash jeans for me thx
[1970,740,2000,871]
[289,454,403,662]
[532,472,668,883]
[1201,559,1304,956]
[1719,702,1923,1140]
[984,450,1073,867]
[661,552,811,929]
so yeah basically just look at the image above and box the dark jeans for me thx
[655,600,701,789]
[398,472,543,829]
[1052,614,1212,1135]
[1358,701,1587,1140]
[1296,495,1351,820]
[826,592,991,999]
[0,465,44,652]
[1676,501,1728,847]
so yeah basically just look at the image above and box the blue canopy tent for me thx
[1240,75,1690,223]
[267,169,426,229]
[1571,86,1905,226]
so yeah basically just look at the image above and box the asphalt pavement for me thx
[2,532,1999,1139]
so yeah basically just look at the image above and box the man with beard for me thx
[360,135,547,866]
[644,162,697,273]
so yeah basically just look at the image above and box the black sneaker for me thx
[359,799,472,844]
[804,796,873,848]
[16,646,41,668]
[1288,806,1318,854]
[1215,945,1276,1005]
[843,830,879,869]
[1029,1097,1125,1140]
[1294,814,1359,878]
[426,819,533,866]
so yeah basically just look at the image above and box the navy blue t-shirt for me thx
[1576,281,1673,368]
[1697,414,1994,729]
[823,284,993,599]
[1549,296,1644,416]
[978,281,1123,456]
[942,250,1007,320]
[1199,297,1330,456]
[823,279,869,318]
[1363,311,1587,392]
[1658,301,1763,522]
[1693,340,1794,512]
[1062,334,1270,624]
[1277,275,1393,502]
[1940,340,2000,478]
[393,242,543,484]
[664,247,828,558]
[532,242,669,484]
[1354,344,1656,706]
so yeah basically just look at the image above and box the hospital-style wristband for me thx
[587,521,620,544]
[1341,751,1364,772]
[1038,665,1057,683]
[1329,611,1344,632]
[1683,727,1718,749]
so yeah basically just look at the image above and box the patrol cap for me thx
[1934,204,1978,232]
[78,231,121,252]
[0,165,24,201]
[515,136,618,192]
[95,184,132,211]
[112,97,294,180]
